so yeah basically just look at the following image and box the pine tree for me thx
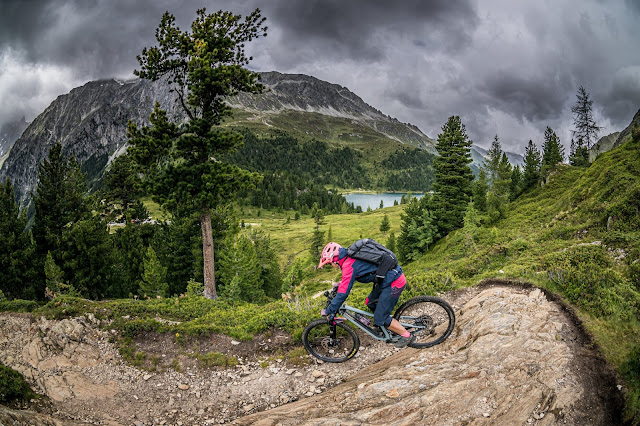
[139,246,169,298]
[571,86,602,150]
[430,116,474,236]
[248,229,283,299]
[486,153,512,223]
[462,202,479,248]
[386,231,397,254]
[31,143,90,299]
[397,196,439,262]
[219,233,263,302]
[569,138,590,167]
[522,140,542,190]
[102,154,143,219]
[509,165,523,200]
[61,215,116,299]
[0,179,35,299]
[542,127,565,168]
[111,220,148,298]
[483,134,503,183]
[131,8,267,300]
[472,168,489,212]
[379,214,391,235]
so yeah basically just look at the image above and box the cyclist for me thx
[317,241,415,348]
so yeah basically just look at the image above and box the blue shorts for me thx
[365,273,407,327]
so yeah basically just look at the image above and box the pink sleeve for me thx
[337,257,355,293]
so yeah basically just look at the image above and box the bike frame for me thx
[335,303,426,343]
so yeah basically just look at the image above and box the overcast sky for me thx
[1,0,639,153]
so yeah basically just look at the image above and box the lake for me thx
[343,192,424,211]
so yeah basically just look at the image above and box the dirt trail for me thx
[0,282,624,425]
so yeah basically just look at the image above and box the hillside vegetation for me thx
[401,131,640,422]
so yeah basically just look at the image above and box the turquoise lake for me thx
[343,192,424,211]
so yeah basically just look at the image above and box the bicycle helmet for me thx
[318,242,342,268]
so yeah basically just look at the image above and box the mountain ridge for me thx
[0,72,437,206]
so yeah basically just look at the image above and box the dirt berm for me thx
[0,282,625,425]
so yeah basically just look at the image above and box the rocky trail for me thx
[0,282,625,425]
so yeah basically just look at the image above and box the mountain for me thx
[0,117,29,168]
[227,72,436,152]
[589,108,640,161]
[469,144,524,176]
[0,72,436,207]
[589,131,621,162]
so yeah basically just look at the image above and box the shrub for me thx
[402,271,457,300]
[0,363,35,404]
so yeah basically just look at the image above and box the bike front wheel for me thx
[393,296,455,349]
[302,319,360,363]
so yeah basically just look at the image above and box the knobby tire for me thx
[393,296,455,348]
[302,318,359,363]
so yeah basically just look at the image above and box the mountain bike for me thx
[302,287,455,362]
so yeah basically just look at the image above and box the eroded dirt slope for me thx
[0,284,624,425]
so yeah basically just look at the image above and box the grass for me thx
[2,130,639,420]
[402,134,640,423]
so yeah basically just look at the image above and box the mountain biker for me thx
[317,242,415,348]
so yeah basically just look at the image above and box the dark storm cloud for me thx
[0,0,253,78]
[264,0,478,67]
[0,0,639,155]
[482,73,571,122]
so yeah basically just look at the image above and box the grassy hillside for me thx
[402,130,640,422]
[2,128,638,420]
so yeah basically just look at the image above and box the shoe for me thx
[394,334,416,348]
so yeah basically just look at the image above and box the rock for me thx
[311,370,325,378]
[385,388,399,398]
[231,340,241,345]
[178,384,190,390]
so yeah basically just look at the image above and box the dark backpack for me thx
[347,238,398,282]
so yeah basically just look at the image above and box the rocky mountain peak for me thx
[0,72,435,207]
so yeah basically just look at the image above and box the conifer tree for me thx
[61,215,116,299]
[569,138,590,167]
[0,180,34,299]
[102,154,144,219]
[219,233,263,302]
[248,229,283,299]
[379,214,391,235]
[430,116,474,236]
[571,86,602,150]
[131,8,267,300]
[397,196,439,262]
[386,231,397,254]
[509,165,523,200]
[139,245,169,298]
[542,126,565,168]
[486,153,512,223]
[483,134,503,183]
[462,202,479,248]
[472,168,488,212]
[522,140,541,190]
[31,143,90,299]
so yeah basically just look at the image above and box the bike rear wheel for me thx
[393,296,455,348]
[302,319,360,363]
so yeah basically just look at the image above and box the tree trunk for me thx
[201,209,217,299]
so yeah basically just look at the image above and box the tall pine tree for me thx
[430,116,474,236]
[542,127,565,168]
[571,86,602,150]
[131,8,267,300]
[31,143,90,299]
[483,134,503,184]
[0,180,35,299]
[522,140,541,190]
